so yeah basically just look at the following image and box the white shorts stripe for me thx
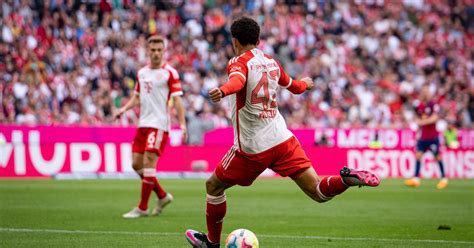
[155,130,163,149]
[223,151,236,170]
[222,147,236,166]
[220,147,234,163]
[222,147,236,169]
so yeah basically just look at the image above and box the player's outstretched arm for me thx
[280,77,314,94]
[417,113,439,126]
[208,75,246,103]
[113,93,140,119]
[173,95,187,142]
[277,62,314,94]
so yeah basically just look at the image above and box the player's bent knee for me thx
[132,162,142,171]
[205,178,226,196]
[205,178,218,193]
[143,153,158,168]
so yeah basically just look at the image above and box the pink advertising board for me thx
[0,126,473,178]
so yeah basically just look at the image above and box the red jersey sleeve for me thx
[134,76,140,94]
[277,62,307,94]
[277,62,291,88]
[220,57,248,96]
[166,66,183,97]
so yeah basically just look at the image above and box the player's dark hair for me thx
[230,17,260,46]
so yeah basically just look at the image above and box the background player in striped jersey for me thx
[185,17,380,248]
[113,35,187,218]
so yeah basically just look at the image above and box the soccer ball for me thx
[225,229,259,248]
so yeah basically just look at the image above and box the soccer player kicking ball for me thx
[114,35,187,218]
[185,17,380,248]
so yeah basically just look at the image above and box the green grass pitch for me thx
[1,178,473,247]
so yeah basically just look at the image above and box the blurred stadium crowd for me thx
[1,0,474,130]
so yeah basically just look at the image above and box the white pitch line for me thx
[0,228,177,237]
[1,227,473,245]
[258,234,474,245]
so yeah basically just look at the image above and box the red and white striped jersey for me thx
[223,48,306,154]
[134,63,183,131]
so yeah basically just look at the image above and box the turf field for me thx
[0,178,473,248]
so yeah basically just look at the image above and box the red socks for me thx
[154,180,167,199]
[206,194,227,244]
[136,168,167,200]
[138,177,155,211]
[138,168,164,211]
[316,176,349,202]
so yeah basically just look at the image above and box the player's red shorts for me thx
[215,136,312,186]
[132,127,169,156]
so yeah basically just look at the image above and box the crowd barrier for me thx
[0,126,473,178]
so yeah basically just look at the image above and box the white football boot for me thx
[122,207,148,219]
[152,193,173,216]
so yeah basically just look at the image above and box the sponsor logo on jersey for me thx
[230,66,242,72]
[249,62,278,71]
[258,109,277,119]
[144,81,152,93]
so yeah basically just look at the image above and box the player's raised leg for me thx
[186,173,233,248]
[271,137,379,203]
[293,166,380,203]
[339,166,381,187]
[293,167,346,203]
